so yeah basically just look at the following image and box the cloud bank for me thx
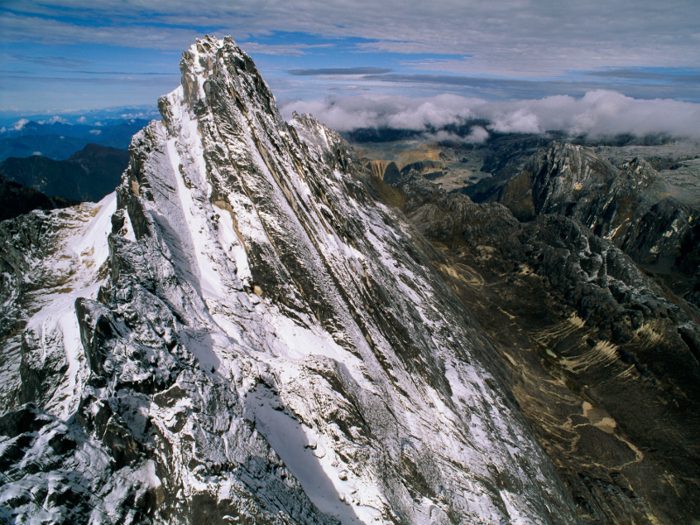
[280,90,700,139]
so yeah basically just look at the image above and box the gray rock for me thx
[0,36,581,525]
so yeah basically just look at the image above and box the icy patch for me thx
[167,137,227,301]
[21,195,116,418]
[246,385,382,524]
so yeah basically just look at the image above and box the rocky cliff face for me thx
[385,173,700,525]
[0,37,582,524]
[497,142,700,302]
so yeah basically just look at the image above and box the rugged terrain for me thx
[0,144,129,202]
[366,145,700,522]
[0,37,587,524]
[491,142,700,299]
[357,130,700,305]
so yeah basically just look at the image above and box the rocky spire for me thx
[0,37,581,524]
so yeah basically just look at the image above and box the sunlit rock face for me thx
[387,166,700,524]
[0,36,583,524]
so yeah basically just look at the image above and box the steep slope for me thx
[0,194,117,420]
[0,37,581,524]
[382,175,700,524]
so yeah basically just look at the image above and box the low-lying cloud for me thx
[38,115,69,125]
[423,127,490,144]
[280,90,700,140]
[13,118,30,130]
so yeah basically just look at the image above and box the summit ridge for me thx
[0,36,582,524]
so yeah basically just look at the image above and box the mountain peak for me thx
[170,36,279,124]
[0,37,581,524]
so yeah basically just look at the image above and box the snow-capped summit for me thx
[0,36,580,524]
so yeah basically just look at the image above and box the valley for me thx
[0,36,698,525]
[361,134,700,524]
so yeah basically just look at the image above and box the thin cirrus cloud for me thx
[289,67,393,76]
[3,1,699,69]
[358,73,700,102]
[585,69,700,84]
[0,11,202,50]
[6,54,91,68]
[236,42,334,57]
[1,0,699,135]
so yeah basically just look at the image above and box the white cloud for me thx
[488,108,541,134]
[13,118,29,130]
[38,115,69,125]
[484,91,700,137]
[423,127,489,144]
[282,94,482,131]
[465,126,489,143]
[281,90,700,139]
[89,129,102,135]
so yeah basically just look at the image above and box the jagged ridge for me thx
[0,36,581,524]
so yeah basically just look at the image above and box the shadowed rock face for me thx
[0,175,78,221]
[496,142,700,302]
[0,143,128,202]
[382,175,700,525]
[0,37,581,525]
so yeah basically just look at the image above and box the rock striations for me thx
[384,154,700,524]
[0,37,582,524]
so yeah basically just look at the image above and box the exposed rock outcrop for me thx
[0,37,581,525]
[382,175,700,524]
[496,142,700,300]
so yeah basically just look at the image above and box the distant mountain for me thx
[342,120,492,144]
[0,119,149,160]
[0,175,78,221]
[0,143,129,201]
[0,135,93,162]
[486,142,700,302]
[0,118,149,141]
[342,127,424,143]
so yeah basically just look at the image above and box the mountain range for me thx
[0,144,129,203]
[0,36,698,525]
[0,120,148,162]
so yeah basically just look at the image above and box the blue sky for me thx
[1,1,699,135]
